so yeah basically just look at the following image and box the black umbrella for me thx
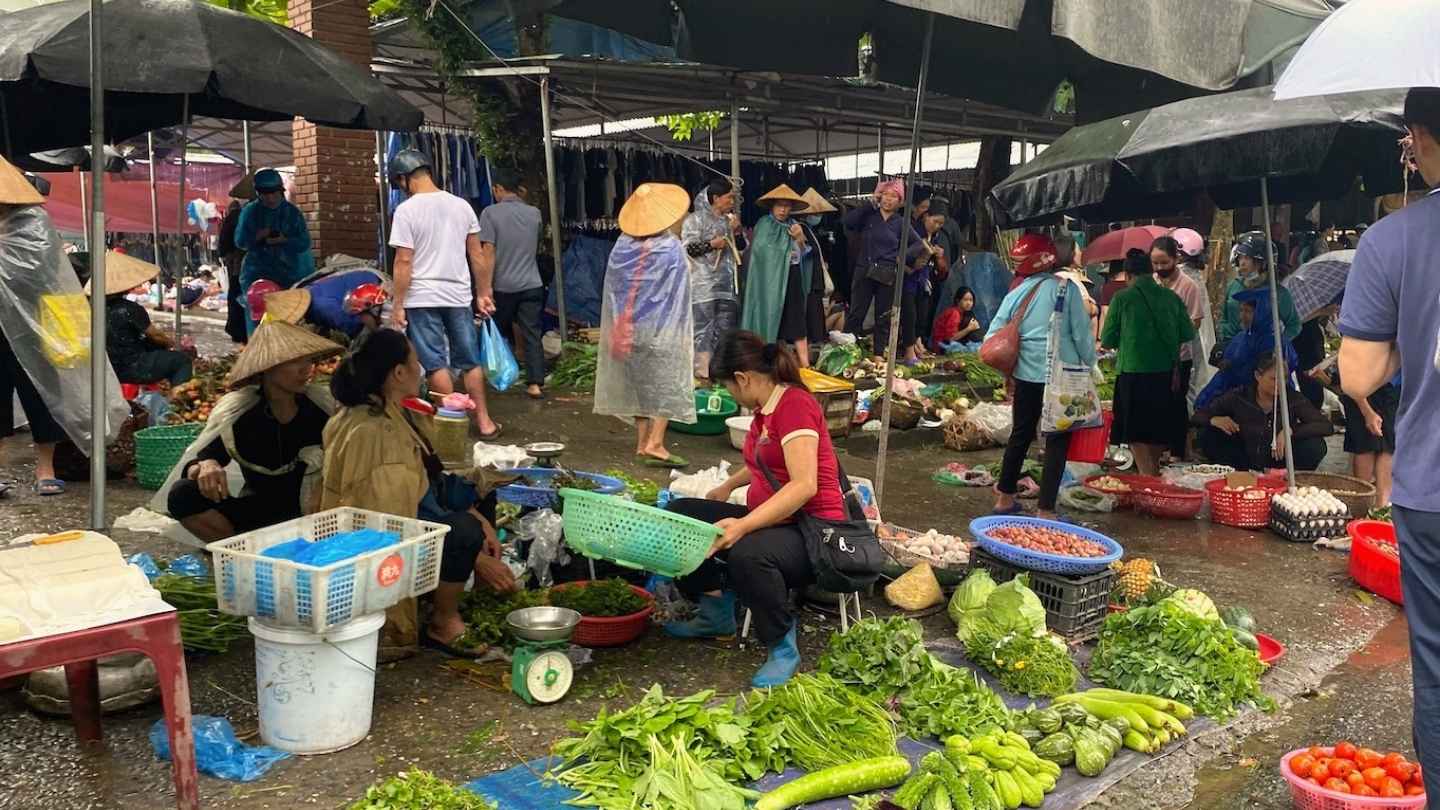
[989,87,1408,228]
[0,0,423,156]
[13,145,129,173]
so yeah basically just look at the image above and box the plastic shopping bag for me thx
[38,293,91,368]
[151,715,290,782]
[479,317,519,392]
[1040,281,1103,434]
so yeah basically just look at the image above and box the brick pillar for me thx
[289,0,378,262]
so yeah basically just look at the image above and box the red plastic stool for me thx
[0,611,198,809]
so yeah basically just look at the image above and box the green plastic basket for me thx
[669,389,738,436]
[135,423,204,491]
[559,488,720,577]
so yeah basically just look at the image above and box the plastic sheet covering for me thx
[550,235,611,327]
[0,206,128,449]
[680,188,738,305]
[953,252,1012,333]
[593,233,695,423]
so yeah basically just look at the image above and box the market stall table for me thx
[0,611,198,810]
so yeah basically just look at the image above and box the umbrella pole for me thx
[173,95,188,336]
[1261,177,1296,489]
[147,132,161,288]
[242,121,252,173]
[539,77,566,340]
[78,171,88,250]
[88,0,107,529]
[874,13,934,505]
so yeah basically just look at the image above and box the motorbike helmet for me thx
[245,279,282,317]
[1009,233,1058,277]
[1232,231,1271,266]
[253,168,285,194]
[1171,227,1204,259]
[344,282,389,316]
[388,149,431,182]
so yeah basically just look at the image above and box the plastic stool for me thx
[740,591,862,638]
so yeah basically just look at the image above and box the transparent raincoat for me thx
[594,233,696,424]
[680,189,738,305]
[0,204,128,449]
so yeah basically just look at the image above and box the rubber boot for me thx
[664,592,737,639]
[751,624,800,688]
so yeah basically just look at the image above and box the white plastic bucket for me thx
[249,611,386,754]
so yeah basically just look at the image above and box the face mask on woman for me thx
[804,215,822,227]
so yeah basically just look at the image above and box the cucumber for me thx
[754,756,912,810]
[1078,689,1195,720]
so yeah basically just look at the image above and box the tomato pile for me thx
[1289,742,1425,798]
[988,525,1109,558]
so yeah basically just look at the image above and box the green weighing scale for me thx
[505,606,581,704]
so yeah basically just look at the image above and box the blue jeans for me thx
[1395,505,1440,800]
[407,307,482,374]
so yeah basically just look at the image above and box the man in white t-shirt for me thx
[388,150,500,437]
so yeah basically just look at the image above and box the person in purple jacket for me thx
[1336,87,1440,799]
[841,179,932,357]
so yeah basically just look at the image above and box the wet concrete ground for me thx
[0,317,1415,810]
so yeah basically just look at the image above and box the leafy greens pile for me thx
[950,571,1080,698]
[605,468,661,506]
[349,770,496,810]
[741,673,899,771]
[1089,599,1274,721]
[550,342,598,390]
[548,578,649,617]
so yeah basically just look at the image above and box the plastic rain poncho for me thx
[680,189,738,305]
[0,204,129,450]
[1183,265,1216,409]
[594,233,696,424]
[1196,287,1298,409]
[234,199,315,291]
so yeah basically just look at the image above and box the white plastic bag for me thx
[514,508,567,588]
[1040,281,1103,434]
[829,331,857,346]
[969,402,1014,445]
[668,461,732,500]
[472,442,535,470]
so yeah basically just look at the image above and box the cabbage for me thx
[1163,588,1219,620]
[984,575,1048,638]
[949,569,996,627]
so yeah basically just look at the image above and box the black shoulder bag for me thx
[756,451,884,593]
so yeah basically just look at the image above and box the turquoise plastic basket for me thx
[559,488,720,577]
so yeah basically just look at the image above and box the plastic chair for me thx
[740,591,863,638]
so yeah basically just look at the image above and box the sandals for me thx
[641,453,689,469]
[33,479,64,496]
[421,630,489,660]
[478,422,504,441]
[990,502,1026,516]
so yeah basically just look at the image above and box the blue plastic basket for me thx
[968,516,1124,575]
[497,468,626,509]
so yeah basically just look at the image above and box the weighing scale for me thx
[525,441,567,469]
[506,606,580,704]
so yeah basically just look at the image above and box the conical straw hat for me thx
[756,184,809,212]
[617,182,691,237]
[85,251,160,296]
[263,289,311,324]
[800,187,837,214]
[0,155,43,206]
[226,318,344,387]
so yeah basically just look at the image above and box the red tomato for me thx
[1292,754,1317,777]
[1324,778,1351,794]
[1382,777,1407,798]
[1356,748,1384,769]
[1356,785,1379,797]
[1414,765,1424,784]
[1334,741,1359,761]
[1311,762,1332,782]
[1387,762,1416,782]
[1363,767,1390,790]
[1346,772,1366,791]
[1407,784,1426,796]
[1329,759,1357,779]
[1309,746,1329,760]
[1382,753,1409,768]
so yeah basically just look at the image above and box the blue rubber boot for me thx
[751,624,800,688]
[664,592,737,639]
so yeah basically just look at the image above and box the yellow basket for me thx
[38,294,91,368]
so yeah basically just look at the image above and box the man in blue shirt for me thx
[1337,87,1440,798]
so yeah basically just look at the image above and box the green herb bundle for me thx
[350,769,496,809]
[967,631,1079,698]
[604,469,661,505]
[743,673,899,771]
[548,579,648,618]
[630,734,760,810]
[457,588,548,648]
[153,574,247,654]
[895,662,1011,740]
[817,616,932,699]
[1089,600,1274,721]
[550,342,598,390]
[965,361,1006,389]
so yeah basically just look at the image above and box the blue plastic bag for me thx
[166,554,209,578]
[479,317,519,392]
[150,716,290,782]
[126,552,162,581]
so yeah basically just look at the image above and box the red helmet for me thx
[245,279,282,317]
[1010,233,1058,277]
[344,282,389,316]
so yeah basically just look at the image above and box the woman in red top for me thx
[664,330,844,687]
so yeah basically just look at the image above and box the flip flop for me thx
[33,479,64,496]
[642,454,689,469]
[478,422,504,441]
[990,502,1026,516]
[526,387,545,400]
[421,631,489,660]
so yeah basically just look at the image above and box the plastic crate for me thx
[497,468,625,509]
[968,549,1114,640]
[969,516,1124,575]
[559,488,721,577]
[1348,520,1402,605]
[1280,748,1425,810]
[135,423,204,490]
[206,507,448,633]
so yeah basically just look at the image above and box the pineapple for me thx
[1118,558,1156,603]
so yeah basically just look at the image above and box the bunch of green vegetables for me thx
[153,574,248,654]
[743,673,899,771]
[817,616,933,700]
[456,588,548,648]
[629,734,760,810]
[1096,357,1119,401]
[605,468,661,505]
[817,342,863,376]
[349,769,496,810]
[953,571,1079,698]
[965,361,1006,390]
[897,663,1012,741]
[548,578,649,617]
[1089,598,1274,721]
[888,734,1060,810]
[550,342,598,389]
[551,686,784,807]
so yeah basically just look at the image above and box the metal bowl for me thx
[524,441,566,457]
[506,606,581,642]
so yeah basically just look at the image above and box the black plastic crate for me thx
[968,549,1114,641]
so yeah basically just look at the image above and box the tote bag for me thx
[1039,280,1103,434]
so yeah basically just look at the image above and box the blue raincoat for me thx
[1196,287,1298,408]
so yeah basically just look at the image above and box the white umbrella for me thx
[1274,0,1440,100]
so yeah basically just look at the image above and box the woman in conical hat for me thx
[150,316,344,544]
[87,251,194,387]
[740,184,817,364]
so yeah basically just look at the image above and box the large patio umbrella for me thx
[988,86,1407,487]
[1274,0,1439,100]
[14,145,128,173]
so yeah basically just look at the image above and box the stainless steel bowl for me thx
[506,606,581,642]
[525,441,566,456]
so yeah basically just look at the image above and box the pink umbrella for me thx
[1084,225,1171,264]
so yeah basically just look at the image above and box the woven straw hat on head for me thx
[0,155,43,206]
[799,187,837,214]
[617,182,691,237]
[85,251,160,296]
[756,184,809,212]
[229,173,255,200]
[263,288,311,324]
[226,318,344,387]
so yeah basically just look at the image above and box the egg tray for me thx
[1268,509,1350,543]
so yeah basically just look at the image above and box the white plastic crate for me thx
[206,507,448,633]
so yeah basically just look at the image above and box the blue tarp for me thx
[551,234,611,327]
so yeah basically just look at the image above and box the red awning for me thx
[37,171,232,235]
